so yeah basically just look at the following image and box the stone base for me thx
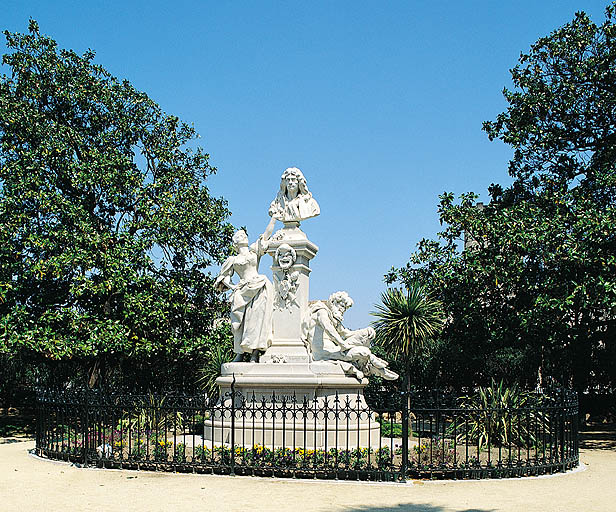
[217,360,368,404]
[259,343,310,364]
[203,361,382,449]
[204,416,381,449]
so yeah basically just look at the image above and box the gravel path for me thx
[1,436,614,512]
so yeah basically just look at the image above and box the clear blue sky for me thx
[2,1,608,327]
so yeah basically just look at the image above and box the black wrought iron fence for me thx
[35,385,578,481]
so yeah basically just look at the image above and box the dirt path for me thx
[1,436,614,512]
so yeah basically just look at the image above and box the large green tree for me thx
[0,21,233,391]
[389,4,616,393]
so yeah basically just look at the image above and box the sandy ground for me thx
[1,435,614,512]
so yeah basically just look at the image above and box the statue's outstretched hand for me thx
[268,203,281,219]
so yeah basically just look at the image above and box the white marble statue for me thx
[214,218,277,362]
[301,291,399,381]
[207,170,399,450]
[269,167,320,223]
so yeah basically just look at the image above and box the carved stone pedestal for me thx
[203,361,381,449]
[260,222,318,364]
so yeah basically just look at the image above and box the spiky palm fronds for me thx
[449,379,548,448]
[197,344,233,400]
[372,284,445,360]
[129,392,184,432]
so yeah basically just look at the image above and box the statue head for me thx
[232,229,249,249]
[275,243,296,270]
[269,166,320,222]
[327,291,354,322]
[279,167,312,200]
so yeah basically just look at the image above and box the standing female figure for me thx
[215,218,276,362]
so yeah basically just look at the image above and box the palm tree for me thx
[372,283,445,397]
[197,344,234,401]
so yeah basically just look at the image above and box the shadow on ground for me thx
[0,408,36,437]
[0,437,29,444]
[580,422,616,450]
[342,505,494,512]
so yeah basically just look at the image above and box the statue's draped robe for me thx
[215,237,273,353]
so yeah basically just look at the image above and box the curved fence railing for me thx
[35,385,578,481]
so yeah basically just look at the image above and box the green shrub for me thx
[174,443,186,463]
[379,421,403,438]
[448,379,548,449]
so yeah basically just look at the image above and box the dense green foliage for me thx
[197,322,234,399]
[0,21,233,393]
[388,5,616,393]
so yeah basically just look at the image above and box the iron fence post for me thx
[230,375,236,476]
[35,390,41,456]
[571,392,580,465]
[83,390,89,468]
[400,379,409,482]
[560,389,566,472]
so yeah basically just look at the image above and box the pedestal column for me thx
[260,222,318,363]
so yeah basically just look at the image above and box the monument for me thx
[206,167,397,448]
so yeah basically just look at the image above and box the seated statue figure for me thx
[301,291,398,381]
